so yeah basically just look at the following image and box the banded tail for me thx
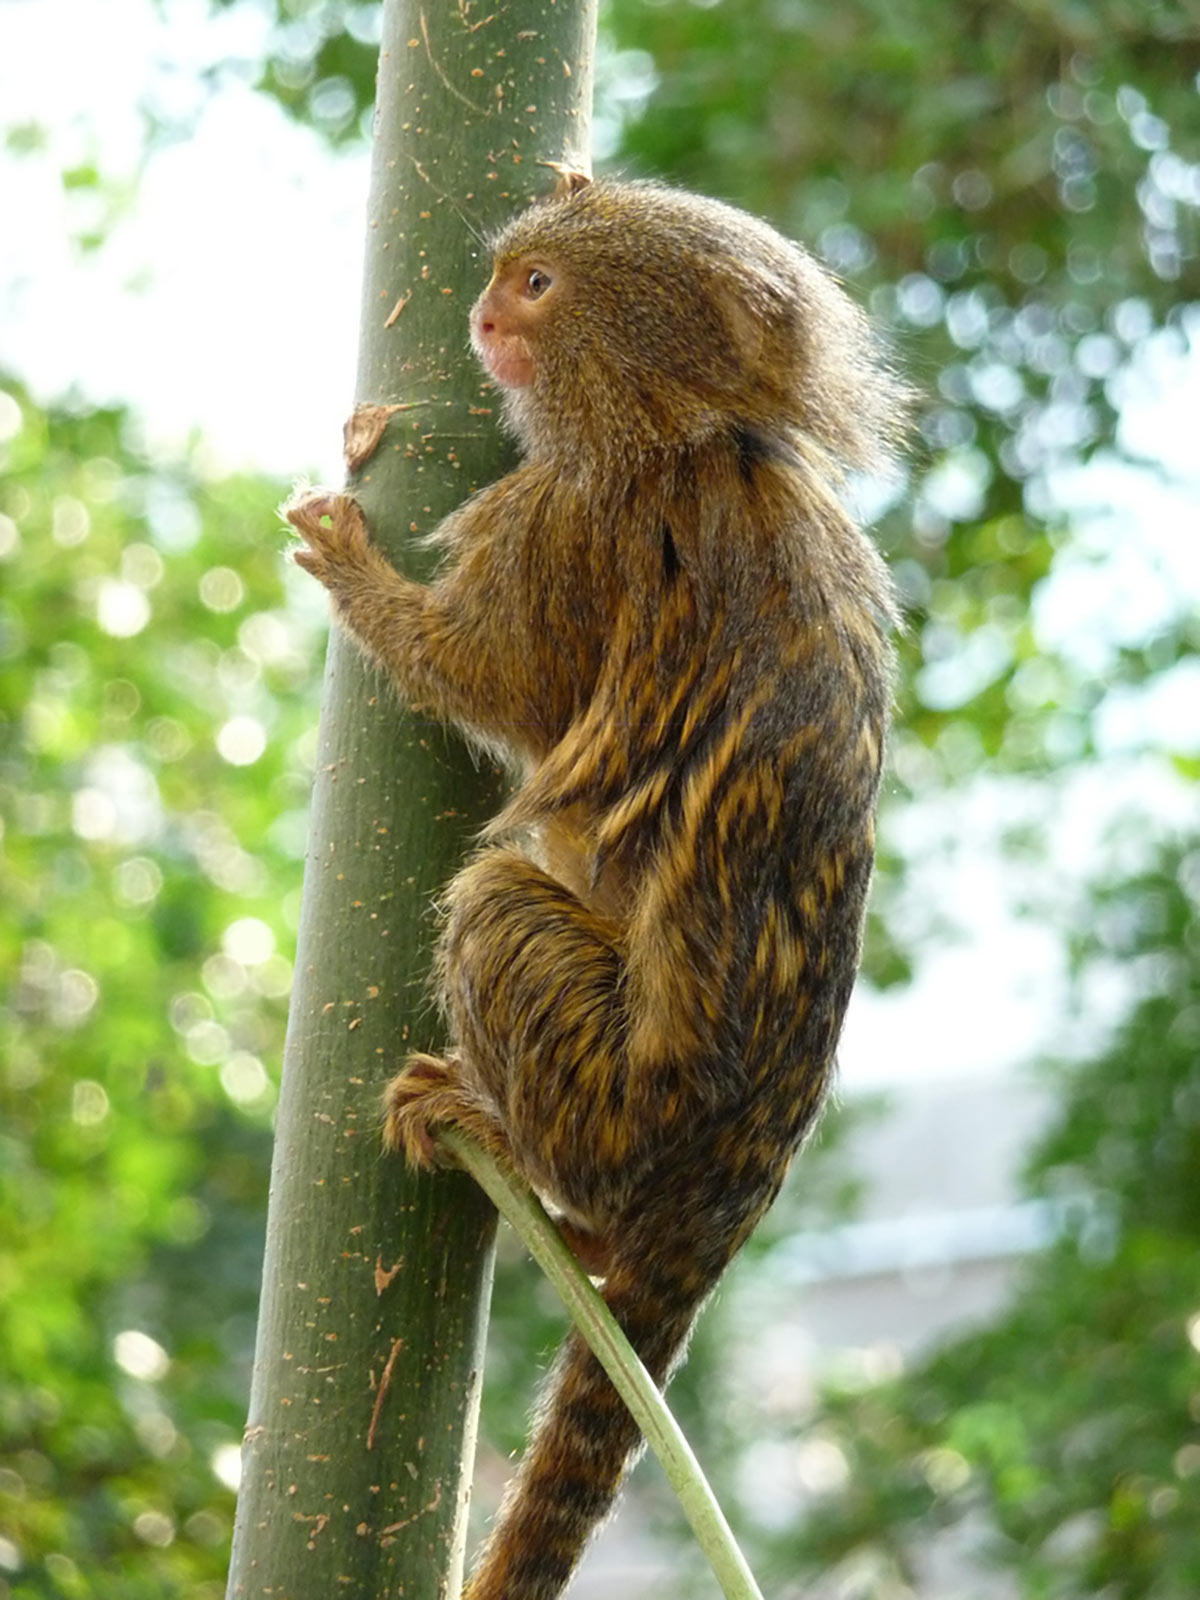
[463,1246,720,1600]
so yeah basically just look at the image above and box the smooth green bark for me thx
[227,4,596,1595]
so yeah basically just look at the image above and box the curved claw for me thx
[284,489,338,533]
[382,1053,460,1170]
[283,490,370,570]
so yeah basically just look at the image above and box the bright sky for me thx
[4,0,1199,1098]
[2,0,366,479]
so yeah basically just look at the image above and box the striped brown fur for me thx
[288,176,906,1600]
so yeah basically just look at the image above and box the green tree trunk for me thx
[227,4,596,1595]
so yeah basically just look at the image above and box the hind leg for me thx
[384,847,651,1223]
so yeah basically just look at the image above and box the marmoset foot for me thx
[382,1052,464,1169]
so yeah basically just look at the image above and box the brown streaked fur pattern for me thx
[288,177,906,1600]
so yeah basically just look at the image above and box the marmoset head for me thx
[470,175,908,474]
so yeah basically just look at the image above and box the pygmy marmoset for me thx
[287,174,907,1600]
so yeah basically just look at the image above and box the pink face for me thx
[469,259,559,390]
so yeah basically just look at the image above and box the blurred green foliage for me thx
[0,381,320,1595]
[768,843,1200,1598]
[2,1,1199,1596]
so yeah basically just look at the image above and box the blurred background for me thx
[1,2,1198,1597]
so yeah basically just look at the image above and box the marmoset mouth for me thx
[474,337,535,389]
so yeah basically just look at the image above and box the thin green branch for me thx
[438,1129,766,1600]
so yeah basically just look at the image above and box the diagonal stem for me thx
[439,1128,766,1600]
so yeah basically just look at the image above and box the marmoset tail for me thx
[288,173,908,1600]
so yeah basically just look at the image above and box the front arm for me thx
[286,488,557,748]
